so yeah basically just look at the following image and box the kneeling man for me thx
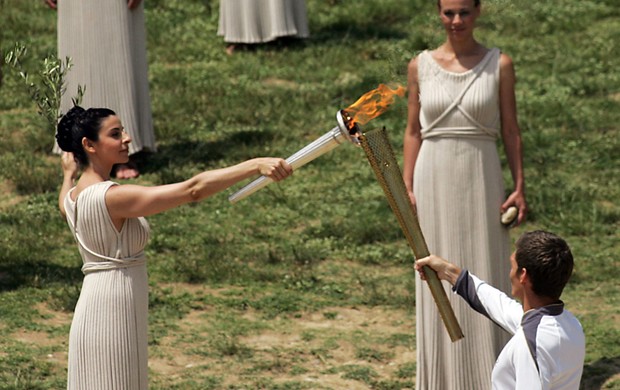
[416,230,585,390]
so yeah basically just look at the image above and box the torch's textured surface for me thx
[360,128,464,342]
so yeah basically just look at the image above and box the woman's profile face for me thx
[92,115,132,164]
[438,0,480,39]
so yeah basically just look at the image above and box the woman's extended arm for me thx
[105,158,292,221]
[499,53,527,225]
[402,57,423,208]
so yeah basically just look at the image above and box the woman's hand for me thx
[61,152,79,181]
[501,191,527,226]
[407,189,417,212]
[127,0,142,10]
[44,0,57,9]
[256,158,293,182]
[59,152,79,217]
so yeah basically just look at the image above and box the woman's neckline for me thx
[426,47,495,75]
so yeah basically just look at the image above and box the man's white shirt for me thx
[453,270,585,390]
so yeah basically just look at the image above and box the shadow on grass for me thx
[219,22,408,55]
[310,22,408,43]
[0,259,82,292]
[138,128,277,175]
[223,37,311,54]
[581,356,620,390]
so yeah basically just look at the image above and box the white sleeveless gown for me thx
[218,0,309,44]
[64,181,150,389]
[413,48,512,390]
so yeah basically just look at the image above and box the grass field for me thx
[0,0,619,389]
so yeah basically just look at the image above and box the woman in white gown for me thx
[402,0,528,388]
[46,0,155,179]
[218,0,309,54]
[57,105,292,389]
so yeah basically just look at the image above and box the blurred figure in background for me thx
[46,0,156,179]
[218,0,309,55]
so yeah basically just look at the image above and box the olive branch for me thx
[4,42,85,135]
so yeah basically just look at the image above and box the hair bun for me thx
[56,106,86,152]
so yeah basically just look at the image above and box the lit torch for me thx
[228,83,464,341]
[228,84,406,203]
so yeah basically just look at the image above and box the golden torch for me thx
[359,127,464,342]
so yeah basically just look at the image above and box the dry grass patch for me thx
[148,285,416,388]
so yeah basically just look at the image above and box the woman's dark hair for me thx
[56,106,116,166]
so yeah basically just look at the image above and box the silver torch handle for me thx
[228,125,350,203]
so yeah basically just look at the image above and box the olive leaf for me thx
[4,42,85,135]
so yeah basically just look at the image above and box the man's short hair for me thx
[515,230,574,300]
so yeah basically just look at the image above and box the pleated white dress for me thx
[218,0,309,43]
[64,181,150,390]
[55,0,155,155]
[413,48,512,390]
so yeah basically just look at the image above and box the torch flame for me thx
[345,83,406,128]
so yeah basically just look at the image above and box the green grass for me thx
[1,0,619,389]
